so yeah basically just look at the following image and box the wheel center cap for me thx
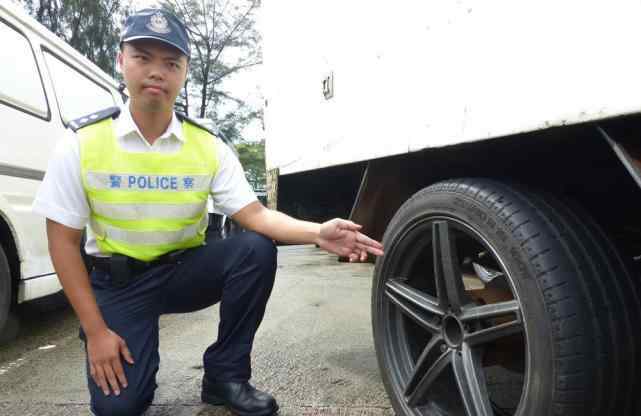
[442,314,465,347]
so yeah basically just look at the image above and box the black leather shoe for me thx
[201,377,279,416]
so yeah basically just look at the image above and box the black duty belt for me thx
[90,250,186,287]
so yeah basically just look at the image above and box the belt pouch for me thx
[110,254,132,287]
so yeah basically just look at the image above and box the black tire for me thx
[372,178,640,416]
[0,244,16,343]
[0,313,19,344]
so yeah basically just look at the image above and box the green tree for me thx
[159,0,262,136]
[217,106,262,144]
[21,0,127,77]
[235,140,265,190]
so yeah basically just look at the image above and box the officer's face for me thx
[118,40,188,112]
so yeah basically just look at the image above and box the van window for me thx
[0,20,49,118]
[43,50,115,124]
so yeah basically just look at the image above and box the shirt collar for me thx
[115,104,185,143]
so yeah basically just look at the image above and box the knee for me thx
[240,231,277,273]
[91,393,151,416]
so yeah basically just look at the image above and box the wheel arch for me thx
[348,116,641,254]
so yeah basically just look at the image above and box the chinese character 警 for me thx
[109,175,122,188]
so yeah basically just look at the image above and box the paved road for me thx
[0,245,393,415]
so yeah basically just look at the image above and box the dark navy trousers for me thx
[85,231,277,416]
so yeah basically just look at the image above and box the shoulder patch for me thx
[176,112,215,136]
[68,107,121,132]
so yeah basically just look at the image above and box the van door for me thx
[0,17,57,282]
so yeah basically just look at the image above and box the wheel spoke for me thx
[406,349,453,407]
[385,286,441,334]
[386,279,446,317]
[452,344,493,416]
[404,336,444,398]
[433,221,468,313]
[460,300,520,322]
[465,317,524,346]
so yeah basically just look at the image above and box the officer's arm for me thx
[46,219,107,336]
[47,219,134,396]
[232,201,321,245]
[232,202,384,260]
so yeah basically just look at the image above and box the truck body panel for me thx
[264,0,641,175]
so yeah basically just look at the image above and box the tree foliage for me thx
[22,0,263,145]
[235,140,265,189]
[159,0,261,128]
[21,0,127,77]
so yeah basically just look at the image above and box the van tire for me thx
[0,245,14,342]
[372,178,638,416]
[0,313,19,344]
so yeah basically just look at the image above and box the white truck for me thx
[0,2,124,341]
[263,1,641,416]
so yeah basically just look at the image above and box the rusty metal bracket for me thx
[597,124,641,189]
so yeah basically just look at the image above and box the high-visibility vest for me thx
[78,117,218,261]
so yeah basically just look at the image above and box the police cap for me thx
[120,8,190,57]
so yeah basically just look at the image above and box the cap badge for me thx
[147,12,171,34]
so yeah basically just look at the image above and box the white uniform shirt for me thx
[32,105,257,256]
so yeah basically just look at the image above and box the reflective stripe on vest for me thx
[91,200,206,220]
[79,117,218,261]
[90,213,209,246]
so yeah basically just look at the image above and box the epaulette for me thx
[68,107,121,132]
[176,112,215,136]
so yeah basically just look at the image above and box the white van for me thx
[0,1,124,340]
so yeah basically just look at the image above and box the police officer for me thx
[33,8,383,416]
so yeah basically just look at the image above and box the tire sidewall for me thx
[373,189,554,416]
[0,245,12,335]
